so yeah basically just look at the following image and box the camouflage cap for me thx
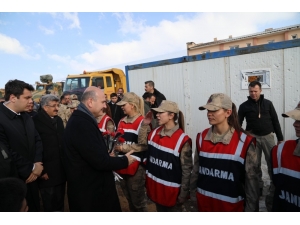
[282,101,300,120]
[71,94,78,100]
[67,101,79,109]
[116,92,139,106]
[152,100,179,114]
[199,93,232,111]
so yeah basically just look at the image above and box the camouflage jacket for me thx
[58,104,69,127]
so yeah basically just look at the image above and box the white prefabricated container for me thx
[125,39,300,147]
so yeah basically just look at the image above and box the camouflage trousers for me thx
[251,132,276,211]
[119,165,148,212]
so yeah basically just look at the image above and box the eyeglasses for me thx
[46,104,59,108]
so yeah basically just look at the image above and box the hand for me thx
[142,111,153,125]
[32,162,43,176]
[125,150,136,166]
[114,145,122,152]
[109,151,116,157]
[41,173,49,180]
[26,172,37,183]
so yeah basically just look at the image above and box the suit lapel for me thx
[38,110,57,131]
[21,113,35,154]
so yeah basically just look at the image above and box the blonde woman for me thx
[114,92,150,212]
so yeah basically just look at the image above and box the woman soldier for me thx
[145,100,195,212]
[113,92,151,212]
[193,93,259,212]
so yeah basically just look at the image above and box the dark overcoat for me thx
[33,109,66,188]
[108,101,125,128]
[63,109,129,212]
[0,103,43,212]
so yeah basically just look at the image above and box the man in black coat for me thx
[33,94,66,211]
[0,141,18,179]
[108,92,125,128]
[63,86,136,212]
[143,80,166,108]
[238,81,284,211]
[0,79,43,212]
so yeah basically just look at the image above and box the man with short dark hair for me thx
[33,94,66,211]
[143,80,166,107]
[63,86,136,211]
[26,99,37,117]
[238,80,284,211]
[0,79,43,212]
[108,92,125,128]
[117,88,124,100]
[143,92,157,128]
[0,177,28,212]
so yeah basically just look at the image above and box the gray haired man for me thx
[33,94,66,211]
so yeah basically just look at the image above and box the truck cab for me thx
[63,68,127,100]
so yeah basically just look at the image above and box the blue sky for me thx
[1,8,300,88]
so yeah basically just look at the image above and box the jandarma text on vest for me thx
[199,166,234,181]
[278,190,300,208]
[149,156,172,170]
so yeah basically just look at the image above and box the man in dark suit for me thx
[0,141,18,179]
[0,79,43,212]
[143,80,166,108]
[33,94,66,211]
[63,86,136,212]
[108,92,125,128]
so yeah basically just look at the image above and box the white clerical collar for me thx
[3,101,21,115]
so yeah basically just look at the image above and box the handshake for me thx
[25,162,44,183]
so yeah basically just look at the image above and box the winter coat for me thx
[63,109,129,211]
[33,109,66,188]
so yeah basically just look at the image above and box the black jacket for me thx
[0,142,18,179]
[33,109,66,188]
[238,95,284,141]
[143,88,166,108]
[108,101,125,128]
[63,109,129,212]
[0,102,43,211]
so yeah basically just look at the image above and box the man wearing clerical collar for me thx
[0,79,44,212]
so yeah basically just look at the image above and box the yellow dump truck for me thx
[63,68,127,100]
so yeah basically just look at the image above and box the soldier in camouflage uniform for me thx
[70,94,80,106]
[191,93,260,212]
[58,93,71,127]
[65,101,80,123]
[144,100,196,212]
